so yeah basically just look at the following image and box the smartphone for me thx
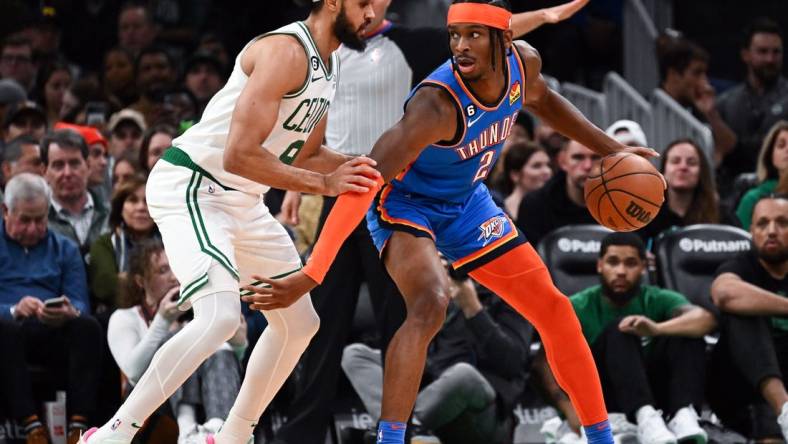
[44,296,67,308]
[85,101,108,126]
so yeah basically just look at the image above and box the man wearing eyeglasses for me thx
[0,36,36,92]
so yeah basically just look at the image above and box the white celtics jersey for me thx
[173,21,340,195]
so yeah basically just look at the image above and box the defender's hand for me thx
[322,157,381,196]
[241,271,318,311]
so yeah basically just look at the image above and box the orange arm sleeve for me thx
[302,177,385,284]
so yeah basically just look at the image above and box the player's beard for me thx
[334,5,367,52]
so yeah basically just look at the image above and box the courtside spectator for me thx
[342,275,533,444]
[500,141,552,220]
[536,233,716,444]
[131,46,177,125]
[736,120,788,229]
[117,2,159,57]
[516,140,599,246]
[0,173,101,444]
[708,194,788,441]
[54,122,112,208]
[108,239,245,442]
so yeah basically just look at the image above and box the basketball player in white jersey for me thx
[81,1,379,443]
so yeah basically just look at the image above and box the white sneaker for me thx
[778,402,788,442]
[609,412,638,444]
[667,406,707,444]
[637,405,677,444]
[541,417,563,443]
[179,425,209,444]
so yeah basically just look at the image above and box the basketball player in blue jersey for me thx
[242,1,660,443]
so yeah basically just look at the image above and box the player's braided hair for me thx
[450,0,511,72]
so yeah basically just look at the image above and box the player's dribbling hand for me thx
[241,271,318,311]
[322,156,382,196]
[619,145,660,159]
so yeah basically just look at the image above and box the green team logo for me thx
[280,140,305,164]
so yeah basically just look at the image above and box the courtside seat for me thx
[654,224,751,313]
[537,225,613,296]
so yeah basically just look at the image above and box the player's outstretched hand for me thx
[541,0,590,24]
[241,271,318,311]
[323,156,381,196]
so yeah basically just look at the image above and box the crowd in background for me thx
[0,1,786,444]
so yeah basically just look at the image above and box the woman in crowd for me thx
[107,239,245,444]
[736,120,788,229]
[500,141,552,220]
[33,60,72,127]
[637,139,724,243]
[89,177,159,312]
[139,123,177,175]
[112,151,144,192]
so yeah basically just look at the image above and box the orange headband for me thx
[447,3,512,30]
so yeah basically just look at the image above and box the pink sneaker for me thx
[78,428,98,443]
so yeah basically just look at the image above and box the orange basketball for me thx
[584,152,666,232]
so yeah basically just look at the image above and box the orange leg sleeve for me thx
[468,242,608,426]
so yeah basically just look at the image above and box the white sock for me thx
[177,404,197,436]
[89,412,143,443]
[215,294,319,444]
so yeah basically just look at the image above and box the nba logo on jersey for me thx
[477,216,507,246]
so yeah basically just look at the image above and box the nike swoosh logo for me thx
[467,112,485,127]
[131,423,142,429]
[311,75,323,82]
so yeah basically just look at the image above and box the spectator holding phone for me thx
[107,239,245,443]
[0,173,102,444]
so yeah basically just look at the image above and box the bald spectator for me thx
[0,36,36,92]
[43,130,109,255]
[718,18,788,187]
[708,194,788,441]
[2,135,44,185]
[516,140,600,246]
[118,2,158,57]
[3,101,47,143]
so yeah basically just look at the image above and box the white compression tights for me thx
[216,293,319,443]
[96,291,319,444]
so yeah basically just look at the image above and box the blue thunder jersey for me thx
[391,47,526,203]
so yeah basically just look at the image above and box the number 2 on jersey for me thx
[473,151,495,183]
